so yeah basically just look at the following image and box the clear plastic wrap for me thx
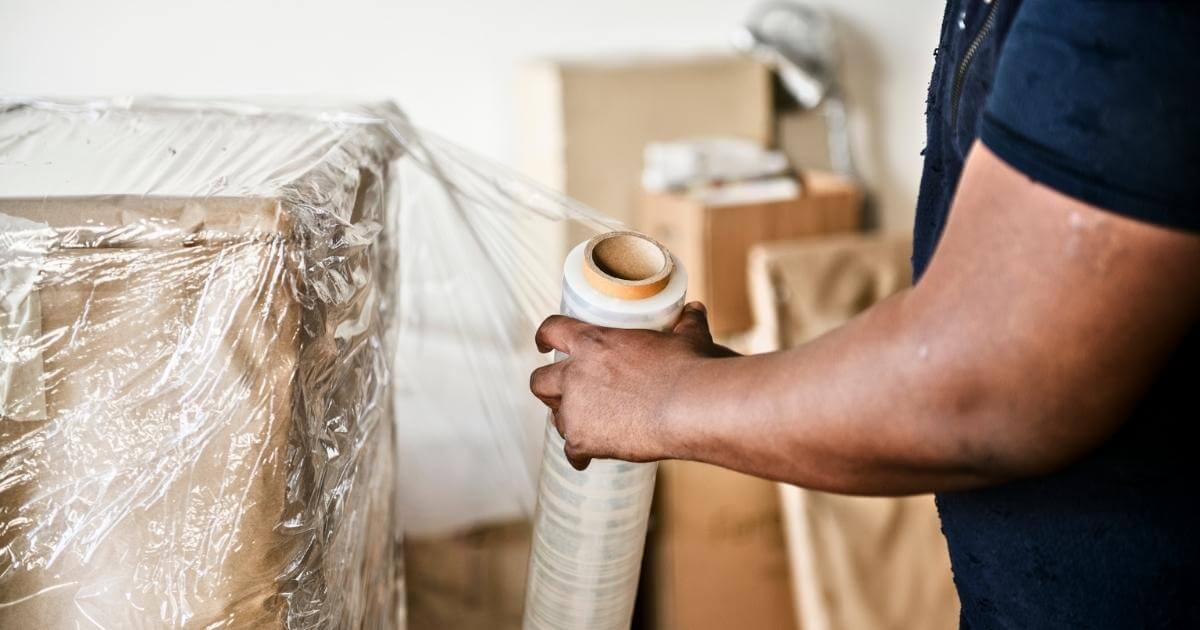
[0,98,407,628]
[523,234,686,630]
[1,96,631,628]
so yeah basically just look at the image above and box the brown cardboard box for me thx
[0,101,407,628]
[0,195,399,628]
[517,55,772,279]
[404,520,531,630]
[638,171,862,335]
[778,106,835,173]
[645,461,796,630]
[745,234,913,352]
[0,201,296,626]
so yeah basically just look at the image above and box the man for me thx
[529,1,1199,627]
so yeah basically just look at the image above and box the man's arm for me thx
[530,143,1200,495]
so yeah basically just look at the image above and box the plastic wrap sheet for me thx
[0,97,621,628]
[388,122,618,538]
[0,98,402,628]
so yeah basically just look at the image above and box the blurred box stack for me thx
[637,137,861,335]
[511,54,860,630]
[634,134,859,630]
[395,54,797,630]
[516,55,772,285]
[644,461,797,630]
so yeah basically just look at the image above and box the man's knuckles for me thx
[576,326,608,349]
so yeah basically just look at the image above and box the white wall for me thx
[0,0,943,231]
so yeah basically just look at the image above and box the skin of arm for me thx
[530,142,1200,495]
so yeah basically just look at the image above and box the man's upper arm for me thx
[915,144,1200,477]
[910,0,1200,475]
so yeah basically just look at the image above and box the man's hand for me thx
[530,302,738,470]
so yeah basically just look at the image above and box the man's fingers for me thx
[532,313,613,472]
[535,315,593,354]
[564,442,592,471]
[551,413,588,469]
[672,301,713,343]
[530,362,564,409]
[550,412,567,440]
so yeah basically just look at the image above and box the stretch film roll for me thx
[523,231,687,630]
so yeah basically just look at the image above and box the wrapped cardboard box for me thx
[745,233,913,352]
[638,171,862,335]
[0,100,402,628]
[1,96,628,630]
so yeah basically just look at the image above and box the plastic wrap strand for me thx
[523,233,687,630]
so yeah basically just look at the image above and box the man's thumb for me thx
[673,301,712,342]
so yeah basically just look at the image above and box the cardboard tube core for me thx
[583,231,674,300]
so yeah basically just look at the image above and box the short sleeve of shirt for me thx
[980,1,1200,231]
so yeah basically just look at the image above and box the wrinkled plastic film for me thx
[0,96,405,624]
[1,96,633,627]
[389,124,620,536]
[0,98,413,628]
[523,237,687,630]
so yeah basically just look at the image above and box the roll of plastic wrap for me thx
[523,231,688,630]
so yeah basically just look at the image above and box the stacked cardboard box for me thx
[517,55,773,281]
[644,461,797,630]
[639,170,862,335]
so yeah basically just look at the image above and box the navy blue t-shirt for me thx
[913,1,1200,627]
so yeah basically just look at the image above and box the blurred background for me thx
[1,1,959,628]
[0,0,940,233]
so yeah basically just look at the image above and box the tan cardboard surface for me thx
[646,460,797,630]
[0,191,398,627]
[639,170,862,335]
[404,521,531,630]
[517,55,772,267]
[0,237,299,627]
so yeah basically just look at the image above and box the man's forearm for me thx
[645,146,1200,495]
[658,290,1002,495]
[532,145,1200,492]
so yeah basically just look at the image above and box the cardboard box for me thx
[0,99,403,628]
[404,520,531,630]
[644,461,796,630]
[638,171,862,335]
[517,55,772,278]
[745,234,913,352]
[778,106,835,173]
[0,200,297,626]
[778,488,958,630]
[0,196,399,628]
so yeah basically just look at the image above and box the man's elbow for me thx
[931,377,1119,485]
